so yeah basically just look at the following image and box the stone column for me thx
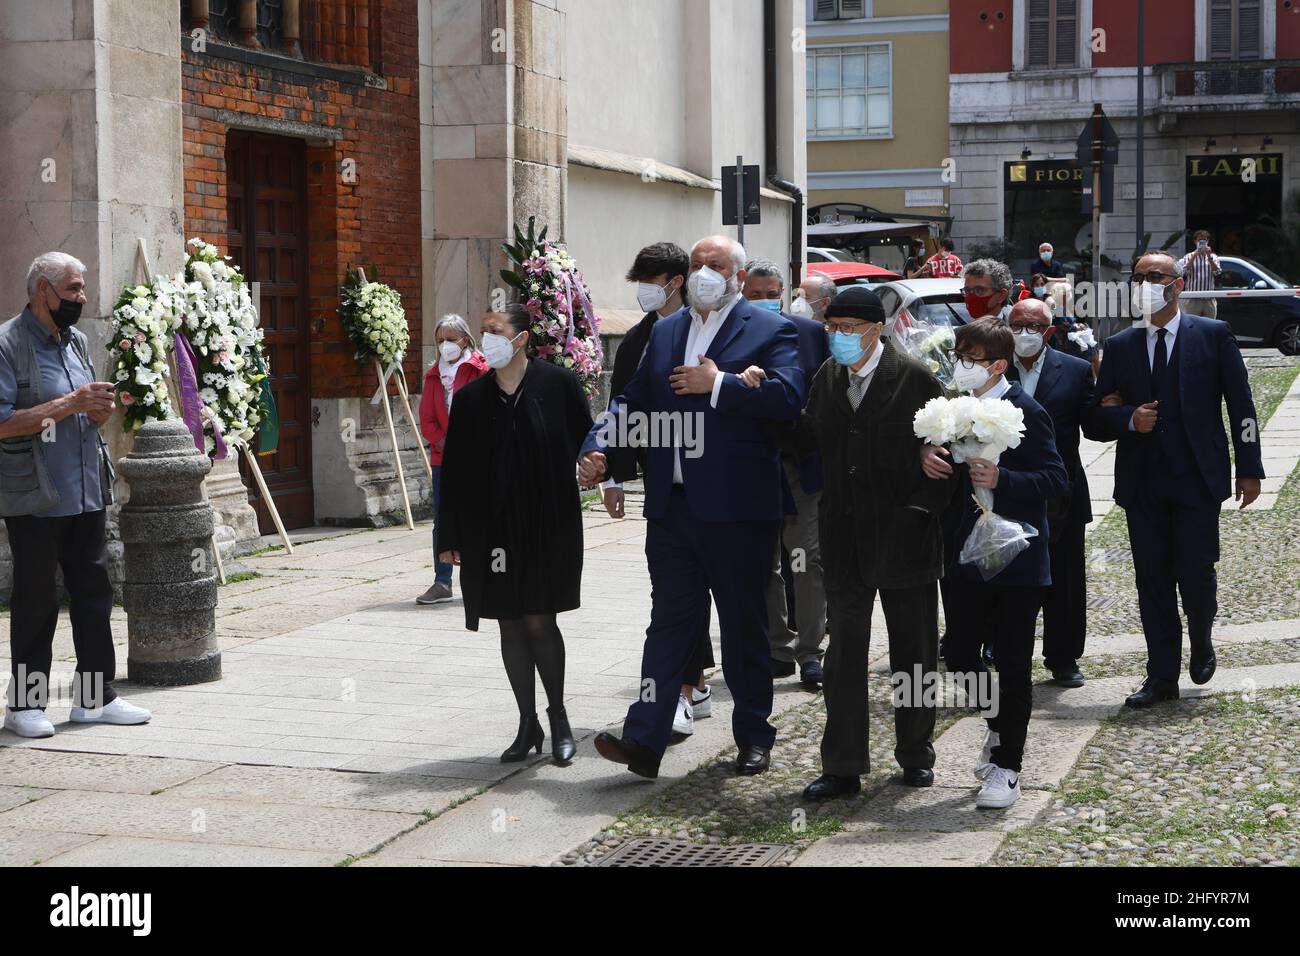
[118,420,221,685]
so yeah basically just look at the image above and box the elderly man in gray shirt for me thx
[0,252,151,738]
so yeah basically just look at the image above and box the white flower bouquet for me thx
[339,270,409,369]
[913,395,1037,580]
[890,314,956,388]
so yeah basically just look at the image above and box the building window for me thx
[182,1,377,69]
[1026,0,1077,70]
[813,0,867,21]
[807,45,891,138]
[1210,0,1260,60]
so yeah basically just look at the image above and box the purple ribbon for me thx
[173,332,229,460]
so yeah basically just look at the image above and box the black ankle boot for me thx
[500,713,544,762]
[547,705,576,764]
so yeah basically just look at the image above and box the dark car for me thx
[1191,256,1300,355]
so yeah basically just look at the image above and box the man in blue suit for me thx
[578,235,806,778]
[1092,251,1264,708]
[742,258,829,686]
[1007,298,1097,686]
[937,318,1068,809]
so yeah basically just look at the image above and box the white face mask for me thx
[1131,280,1173,319]
[790,296,814,318]
[481,330,522,369]
[636,281,672,313]
[952,360,992,393]
[1013,330,1045,359]
[439,341,463,364]
[688,265,731,311]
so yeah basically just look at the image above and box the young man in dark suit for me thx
[1092,251,1264,708]
[796,287,957,800]
[930,318,1067,809]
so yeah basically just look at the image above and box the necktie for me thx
[1151,327,1168,397]
[848,372,869,410]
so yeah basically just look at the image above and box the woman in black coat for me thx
[437,303,594,765]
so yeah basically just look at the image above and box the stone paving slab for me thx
[0,784,55,813]
[793,828,1008,867]
[37,836,340,867]
[0,749,219,795]
[847,783,1052,833]
[0,826,100,867]
[0,790,421,857]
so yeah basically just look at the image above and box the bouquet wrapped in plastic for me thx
[913,395,1036,580]
[890,314,956,389]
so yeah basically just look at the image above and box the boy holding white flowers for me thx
[923,318,1067,809]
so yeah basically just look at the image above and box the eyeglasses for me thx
[949,352,991,370]
[1131,271,1176,284]
[1008,323,1049,333]
[963,285,994,296]
[825,321,873,335]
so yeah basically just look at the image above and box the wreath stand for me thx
[355,267,430,532]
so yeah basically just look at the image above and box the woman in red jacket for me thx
[416,315,488,605]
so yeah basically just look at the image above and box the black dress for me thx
[437,358,595,630]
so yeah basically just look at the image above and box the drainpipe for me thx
[764,0,805,289]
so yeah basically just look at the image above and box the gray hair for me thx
[744,258,784,289]
[962,258,1014,293]
[435,313,477,351]
[691,236,746,275]
[806,273,837,302]
[1138,250,1184,279]
[27,251,86,298]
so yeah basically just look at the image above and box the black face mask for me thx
[48,292,83,329]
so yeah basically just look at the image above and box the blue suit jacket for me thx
[1007,346,1096,526]
[783,310,829,494]
[948,382,1069,587]
[1088,312,1264,508]
[582,297,806,522]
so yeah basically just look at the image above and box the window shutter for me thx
[840,0,866,18]
[1238,0,1260,58]
[1055,0,1077,67]
[815,0,838,21]
[1210,0,1234,59]
[1028,0,1050,67]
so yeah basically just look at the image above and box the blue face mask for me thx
[829,330,867,366]
[1033,286,1046,297]
[755,299,783,312]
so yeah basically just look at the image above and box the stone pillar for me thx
[118,420,221,685]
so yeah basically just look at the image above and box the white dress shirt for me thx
[980,375,1012,401]
[1128,311,1181,431]
[1017,347,1049,399]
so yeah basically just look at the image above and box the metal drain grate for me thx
[1086,595,1120,611]
[595,838,789,867]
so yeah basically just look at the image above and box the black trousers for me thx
[684,626,716,687]
[943,579,1043,773]
[1041,519,1087,670]
[1123,479,1220,682]
[5,510,116,711]
[821,580,938,777]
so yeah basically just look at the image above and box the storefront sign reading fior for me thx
[1005,160,1085,188]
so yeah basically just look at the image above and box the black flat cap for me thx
[825,285,885,323]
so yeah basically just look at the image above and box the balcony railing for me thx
[1155,59,1300,103]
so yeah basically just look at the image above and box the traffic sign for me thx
[1076,112,1119,167]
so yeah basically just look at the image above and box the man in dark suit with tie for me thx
[1092,251,1264,708]
[742,258,829,686]
[1007,298,1097,686]
[578,235,806,778]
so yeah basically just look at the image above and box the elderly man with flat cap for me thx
[795,286,956,800]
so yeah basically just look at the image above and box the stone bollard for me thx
[118,420,221,684]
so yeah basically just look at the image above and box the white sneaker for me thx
[69,698,151,725]
[975,727,1001,781]
[672,694,694,736]
[975,766,1021,809]
[3,710,55,738]
[691,685,712,719]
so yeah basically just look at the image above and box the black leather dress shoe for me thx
[736,745,770,775]
[1124,677,1179,708]
[593,732,660,779]
[802,773,860,801]
[899,767,934,787]
[799,660,824,685]
[771,660,796,678]
[1189,648,1217,685]
[1050,664,1085,688]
